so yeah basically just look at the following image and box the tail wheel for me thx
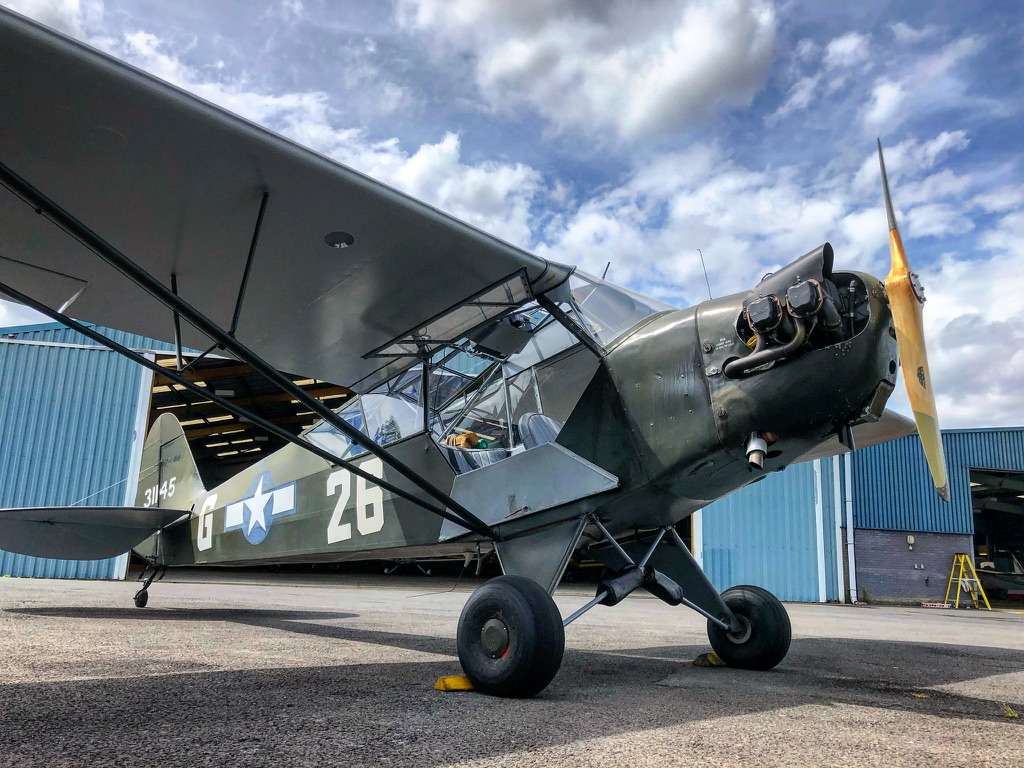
[707,585,791,670]
[457,575,564,698]
[133,589,149,608]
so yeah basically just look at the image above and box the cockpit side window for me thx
[305,400,366,459]
[304,276,668,474]
[440,367,511,450]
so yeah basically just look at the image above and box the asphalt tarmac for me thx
[1,571,1022,767]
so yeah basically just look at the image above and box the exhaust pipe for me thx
[746,432,768,469]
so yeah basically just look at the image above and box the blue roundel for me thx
[223,471,297,545]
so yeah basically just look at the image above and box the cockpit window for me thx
[438,367,510,449]
[305,401,366,459]
[303,276,670,473]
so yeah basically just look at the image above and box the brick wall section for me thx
[849,528,974,602]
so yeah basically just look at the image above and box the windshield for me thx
[570,272,675,345]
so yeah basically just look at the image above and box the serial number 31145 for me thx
[142,477,176,508]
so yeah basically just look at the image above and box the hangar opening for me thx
[145,354,353,488]
[971,468,1024,600]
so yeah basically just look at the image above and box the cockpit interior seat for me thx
[437,444,511,474]
[517,413,563,450]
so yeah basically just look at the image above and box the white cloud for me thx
[890,22,939,44]
[853,131,971,198]
[863,80,906,130]
[905,203,973,238]
[979,209,1024,256]
[397,0,777,140]
[349,132,544,246]
[823,32,871,70]
[266,0,304,22]
[923,249,1024,427]
[1,0,98,37]
[770,30,872,123]
[769,74,821,122]
[793,37,819,62]
[973,186,1024,214]
[535,130,982,308]
[536,144,867,304]
[862,36,985,131]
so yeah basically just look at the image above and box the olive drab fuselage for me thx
[139,260,896,568]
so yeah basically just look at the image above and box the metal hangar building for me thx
[2,321,1021,603]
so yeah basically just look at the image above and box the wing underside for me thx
[794,409,917,464]
[0,9,569,391]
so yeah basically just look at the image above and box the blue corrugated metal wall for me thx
[0,322,171,579]
[701,461,832,602]
[852,428,1024,533]
[819,457,840,602]
[696,428,1023,602]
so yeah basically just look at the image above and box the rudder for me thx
[134,413,204,511]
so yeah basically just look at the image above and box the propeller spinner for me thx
[877,140,950,501]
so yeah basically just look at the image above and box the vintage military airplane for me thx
[0,7,948,698]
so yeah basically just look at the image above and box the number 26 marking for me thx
[326,458,385,543]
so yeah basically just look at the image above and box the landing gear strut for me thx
[456,575,564,698]
[134,563,166,608]
[584,518,793,672]
[456,517,793,698]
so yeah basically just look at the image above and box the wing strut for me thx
[0,277,498,539]
[230,190,269,336]
[170,272,184,370]
[0,160,500,541]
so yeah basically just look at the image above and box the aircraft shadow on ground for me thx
[3,605,1023,767]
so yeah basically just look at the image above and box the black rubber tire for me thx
[707,585,791,670]
[133,589,149,609]
[457,575,564,698]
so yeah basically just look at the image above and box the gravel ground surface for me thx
[1,571,1022,767]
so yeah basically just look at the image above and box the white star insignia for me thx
[245,475,272,535]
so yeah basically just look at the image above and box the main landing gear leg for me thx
[456,517,587,698]
[584,521,792,671]
[133,563,166,608]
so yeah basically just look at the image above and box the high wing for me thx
[0,8,570,391]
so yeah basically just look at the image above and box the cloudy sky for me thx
[2,0,1022,428]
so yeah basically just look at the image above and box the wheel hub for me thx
[480,617,510,658]
[725,614,752,644]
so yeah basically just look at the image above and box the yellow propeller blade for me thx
[878,139,950,501]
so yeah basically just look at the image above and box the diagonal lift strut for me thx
[0,279,496,538]
[0,160,499,541]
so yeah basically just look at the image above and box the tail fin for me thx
[133,413,204,511]
[0,414,201,563]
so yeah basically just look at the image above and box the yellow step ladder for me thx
[943,553,992,609]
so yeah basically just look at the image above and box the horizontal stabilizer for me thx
[0,506,187,561]
[794,409,917,464]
